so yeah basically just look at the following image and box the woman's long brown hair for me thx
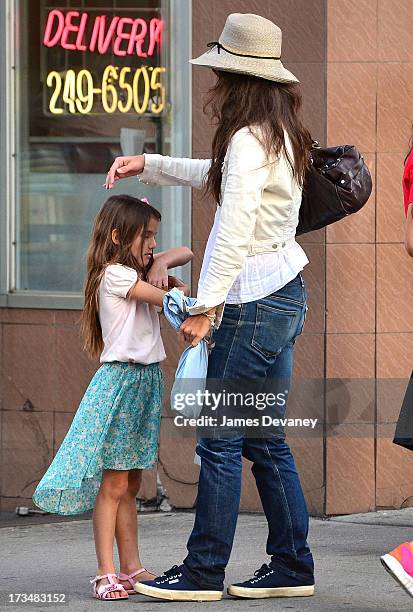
[81,195,161,359]
[203,70,313,204]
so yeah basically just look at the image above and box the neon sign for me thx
[43,10,163,57]
[42,9,166,115]
[47,66,165,115]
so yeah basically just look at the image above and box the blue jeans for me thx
[182,273,314,589]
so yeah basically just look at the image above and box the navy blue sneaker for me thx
[134,565,223,602]
[227,563,315,599]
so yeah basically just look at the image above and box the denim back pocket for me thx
[251,302,299,359]
[297,304,308,337]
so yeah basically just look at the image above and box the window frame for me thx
[0,0,192,310]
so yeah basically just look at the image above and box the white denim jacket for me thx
[139,126,303,327]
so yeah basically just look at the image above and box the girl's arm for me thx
[127,248,192,306]
[127,278,166,307]
[152,246,193,268]
[127,276,189,308]
[405,203,413,256]
[105,154,211,190]
[148,247,193,290]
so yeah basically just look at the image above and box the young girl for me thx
[33,194,192,601]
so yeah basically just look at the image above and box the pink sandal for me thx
[117,568,154,594]
[90,573,129,601]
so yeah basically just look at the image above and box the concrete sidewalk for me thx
[1,510,413,611]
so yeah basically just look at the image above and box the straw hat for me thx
[190,13,298,84]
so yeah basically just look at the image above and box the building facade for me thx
[0,0,412,516]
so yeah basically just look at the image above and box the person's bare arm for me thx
[149,247,193,289]
[153,246,193,268]
[127,278,166,307]
[167,275,190,296]
[405,203,413,257]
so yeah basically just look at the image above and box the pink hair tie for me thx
[140,197,150,205]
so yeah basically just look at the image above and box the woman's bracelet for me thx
[201,312,216,328]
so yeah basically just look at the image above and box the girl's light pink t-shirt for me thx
[99,263,166,365]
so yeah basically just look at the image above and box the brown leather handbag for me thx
[296,143,373,236]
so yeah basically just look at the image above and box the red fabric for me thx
[403,151,413,216]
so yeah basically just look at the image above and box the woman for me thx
[380,135,413,598]
[404,140,413,256]
[106,13,315,601]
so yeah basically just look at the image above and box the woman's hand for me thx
[179,315,211,347]
[105,155,145,189]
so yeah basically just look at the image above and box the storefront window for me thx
[10,0,190,299]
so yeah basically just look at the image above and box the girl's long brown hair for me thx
[203,70,313,204]
[81,195,161,359]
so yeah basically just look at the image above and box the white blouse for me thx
[138,127,309,326]
[200,205,309,304]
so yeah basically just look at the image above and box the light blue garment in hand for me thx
[163,288,209,420]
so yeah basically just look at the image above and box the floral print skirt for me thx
[33,361,163,515]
